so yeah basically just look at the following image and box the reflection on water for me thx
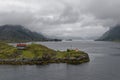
[1,41,120,80]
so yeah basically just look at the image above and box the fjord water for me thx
[0,41,120,80]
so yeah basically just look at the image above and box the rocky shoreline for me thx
[0,54,89,65]
[0,42,90,65]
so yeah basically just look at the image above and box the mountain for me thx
[96,25,120,41]
[0,25,49,42]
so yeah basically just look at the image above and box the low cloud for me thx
[0,0,119,39]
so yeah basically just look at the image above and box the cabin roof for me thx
[17,43,27,47]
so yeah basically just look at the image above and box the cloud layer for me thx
[0,0,119,39]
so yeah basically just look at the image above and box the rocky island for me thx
[0,42,90,65]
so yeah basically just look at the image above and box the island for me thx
[0,42,90,65]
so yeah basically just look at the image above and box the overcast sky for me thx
[0,0,120,39]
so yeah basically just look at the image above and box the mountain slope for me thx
[96,25,120,41]
[0,25,47,42]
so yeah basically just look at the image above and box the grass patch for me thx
[0,42,89,64]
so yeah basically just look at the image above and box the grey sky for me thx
[0,0,120,39]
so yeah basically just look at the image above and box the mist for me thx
[0,0,119,39]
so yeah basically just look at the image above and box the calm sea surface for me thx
[1,41,120,80]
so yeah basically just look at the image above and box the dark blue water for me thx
[1,41,120,80]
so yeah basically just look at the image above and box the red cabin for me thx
[16,43,27,49]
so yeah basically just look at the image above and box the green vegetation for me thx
[21,43,56,59]
[0,42,89,65]
[0,42,17,59]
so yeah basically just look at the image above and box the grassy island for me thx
[0,42,90,65]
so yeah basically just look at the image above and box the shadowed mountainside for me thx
[96,25,120,41]
[0,25,46,42]
[0,25,61,42]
